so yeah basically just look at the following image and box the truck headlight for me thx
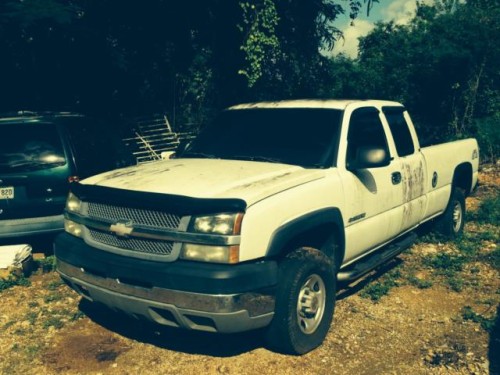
[180,244,239,264]
[190,213,243,235]
[66,192,82,213]
[64,219,83,238]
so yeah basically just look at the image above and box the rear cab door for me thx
[381,107,427,232]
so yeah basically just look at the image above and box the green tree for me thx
[0,0,379,128]
[345,0,499,157]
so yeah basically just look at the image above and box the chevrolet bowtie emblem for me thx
[109,220,134,237]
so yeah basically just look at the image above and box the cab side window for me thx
[346,108,389,168]
[383,107,415,157]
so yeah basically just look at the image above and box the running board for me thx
[337,232,418,283]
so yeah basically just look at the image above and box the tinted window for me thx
[183,108,342,168]
[0,122,66,173]
[346,108,389,166]
[65,118,135,178]
[383,107,415,157]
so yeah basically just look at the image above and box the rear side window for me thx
[64,118,134,178]
[0,122,66,173]
[383,107,415,157]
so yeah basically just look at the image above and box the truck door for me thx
[340,107,405,263]
[382,107,427,232]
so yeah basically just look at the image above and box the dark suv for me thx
[0,112,134,240]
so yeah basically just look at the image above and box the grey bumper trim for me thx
[58,260,275,333]
[0,214,64,238]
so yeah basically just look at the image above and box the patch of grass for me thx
[13,327,27,336]
[447,277,465,292]
[421,252,473,292]
[407,275,433,289]
[485,247,500,269]
[360,268,401,301]
[36,255,56,273]
[417,231,445,244]
[44,292,64,303]
[423,253,466,277]
[462,306,496,332]
[46,279,64,291]
[25,311,38,325]
[25,344,42,360]
[71,310,86,321]
[42,316,64,330]
[469,195,500,224]
[454,235,481,256]
[472,229,498,242]
[3,320,16,330]
[0,274,31,292]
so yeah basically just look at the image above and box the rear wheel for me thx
[265,247,336,355]
[434,187,466,238]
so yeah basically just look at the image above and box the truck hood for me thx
[82,158,325,206]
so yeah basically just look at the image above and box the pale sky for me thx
[330,0,435,58]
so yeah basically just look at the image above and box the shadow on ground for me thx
[76,258,403,357]
[0,233,57,254]
[489,304,500,374]
[79,299,265,357]
[336,258,403,301]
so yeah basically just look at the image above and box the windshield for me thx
[0,122,66,173]
[182,108,342,168]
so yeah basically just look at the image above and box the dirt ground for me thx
[1,165,499,375]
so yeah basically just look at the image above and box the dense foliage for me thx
[0,0,497,160]
[327,0,499,160]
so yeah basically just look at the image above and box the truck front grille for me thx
[85,202,181,229]
[88,229,174,256]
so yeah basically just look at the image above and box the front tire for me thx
[265,247,336,355]
[434,187,466,238]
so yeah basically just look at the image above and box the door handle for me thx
[392,172,402,185]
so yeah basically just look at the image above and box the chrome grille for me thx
[85,202,181,229]
[88,229,174,256]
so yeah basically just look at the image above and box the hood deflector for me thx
[70,183,247,216]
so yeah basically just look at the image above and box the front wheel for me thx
[265,247,336,355]
[434,187,466,238]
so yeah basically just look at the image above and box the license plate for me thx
[0,186,14,199]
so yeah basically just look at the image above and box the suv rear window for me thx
[64,118,135,178]
[0,122,66,173]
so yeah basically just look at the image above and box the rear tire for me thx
[265,247,336,355]
[434,187,466,238]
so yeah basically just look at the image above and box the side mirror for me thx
[348,146,390,170]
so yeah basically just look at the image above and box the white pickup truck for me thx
[55,100,479,354]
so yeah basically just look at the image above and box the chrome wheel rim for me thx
[297,274,326,334]
[452,201,463,233]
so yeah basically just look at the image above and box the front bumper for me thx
[0,214,64,239]
[55,233,277,333]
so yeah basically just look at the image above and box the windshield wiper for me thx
[231,155,283,163]
[181,152,218,159]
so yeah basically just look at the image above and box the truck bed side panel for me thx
[420,138,479,221]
